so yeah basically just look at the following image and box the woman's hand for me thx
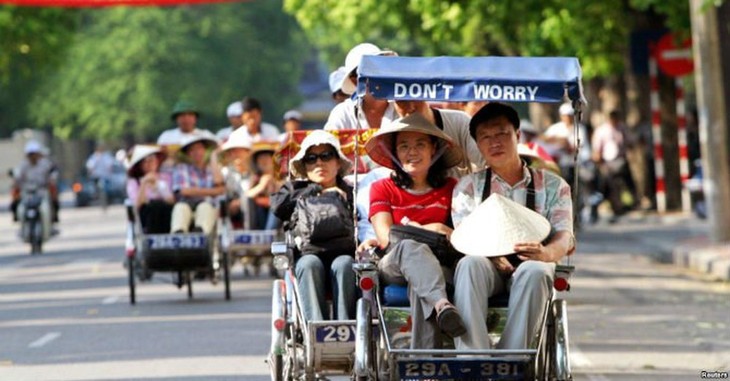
[141,173,158,186]
[514,241,554,262]
[357,238,379,253]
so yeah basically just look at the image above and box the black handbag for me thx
[388,224,464,267]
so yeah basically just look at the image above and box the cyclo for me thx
[219,141,281,280]
[124,142,232,304]
[348,55,582,381]
[267,129,376,380]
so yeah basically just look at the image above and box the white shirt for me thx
[216,126,234,142]
[324,98,398,130]
[235,122,280,143]
[85,151,116,179]
[157,127,213,146]
[544,121,590,166]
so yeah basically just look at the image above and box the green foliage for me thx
[27,0,309,141]
[285,0,691,78]
[0,6,79,137]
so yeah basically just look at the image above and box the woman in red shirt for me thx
[360,113,466,349]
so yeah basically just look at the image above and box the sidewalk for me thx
[580,210,730,281]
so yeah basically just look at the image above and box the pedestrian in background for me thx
[329,67,349,105]
[239,97,280,143]
[592,110,635,223]
[216,101,245,142]
[279,109,303,143]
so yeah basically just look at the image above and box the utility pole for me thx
[690,0,730,242]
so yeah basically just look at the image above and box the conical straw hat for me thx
[451,193,551,257]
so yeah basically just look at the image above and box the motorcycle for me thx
[17,185,53,254]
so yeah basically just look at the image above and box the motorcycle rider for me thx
[11,141,60,228]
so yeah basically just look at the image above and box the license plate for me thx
[398,359,526,380]
[147,235,207,250]
[314,325,357,343]
[232,231,276,245]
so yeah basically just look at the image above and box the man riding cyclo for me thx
[169,131,225,235]
[450,102,576,350]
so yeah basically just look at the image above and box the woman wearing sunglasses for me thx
[358,113,467,349]
[271,130,356,321]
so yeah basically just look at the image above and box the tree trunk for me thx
[691,0,730,242]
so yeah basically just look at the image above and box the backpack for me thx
[292,189,355,254]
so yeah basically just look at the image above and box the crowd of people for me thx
[8,41,653,353]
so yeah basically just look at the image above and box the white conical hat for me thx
[126,144,162,172]
[451,193,551,257]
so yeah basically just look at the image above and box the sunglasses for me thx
[302,151,337,165]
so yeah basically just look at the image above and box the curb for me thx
[673,239,730,281]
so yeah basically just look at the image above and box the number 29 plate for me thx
[314,325,357,343]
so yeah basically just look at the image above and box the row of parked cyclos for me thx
[126,55,579,381]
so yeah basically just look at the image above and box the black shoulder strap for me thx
[480,167,536,211]
[432,108,445,130]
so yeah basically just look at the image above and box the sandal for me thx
[436,304,467,338]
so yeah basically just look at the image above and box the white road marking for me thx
[572,344,611,381]
[28,332,61,348]
[101,296,119,305]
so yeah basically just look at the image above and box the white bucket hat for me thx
[283,109,303,121]
[24,140,46,155]
[451,193,551,257]
[328,67,347,94]
[126,145,162,174]
[559,102,574,116]
[221,128,253,152]
[226,101,243,117]
[179,130,219,152]
[289,130,353,179]
[341,42,395,95]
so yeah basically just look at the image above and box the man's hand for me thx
[514,241,554,262]
[490,256,515,274]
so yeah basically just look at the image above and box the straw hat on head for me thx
[365,113,463,170]
[451,193,552,257]
[221,128,253,152]
[289,130,353,179]
[179,130,219,152]
[126,145,163,176]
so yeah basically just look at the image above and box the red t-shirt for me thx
[369,177,457,226]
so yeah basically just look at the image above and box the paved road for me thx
[0,205,273,381]
[0,205,728,380]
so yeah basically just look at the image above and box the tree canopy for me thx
[2,0,309,141]
[284,0,691,78]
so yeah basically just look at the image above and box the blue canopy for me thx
[356,56,585,104]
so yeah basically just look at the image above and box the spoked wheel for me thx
[222,249,231,300]
[128,256,136,305]
[354,298,374,381]
[552,299,572,381]
[186,272,193,299]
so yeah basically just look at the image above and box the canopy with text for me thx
[356,56,585,104]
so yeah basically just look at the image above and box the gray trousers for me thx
[379,239,453,349]
[453,256,554,350]
[295,254,356,321]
